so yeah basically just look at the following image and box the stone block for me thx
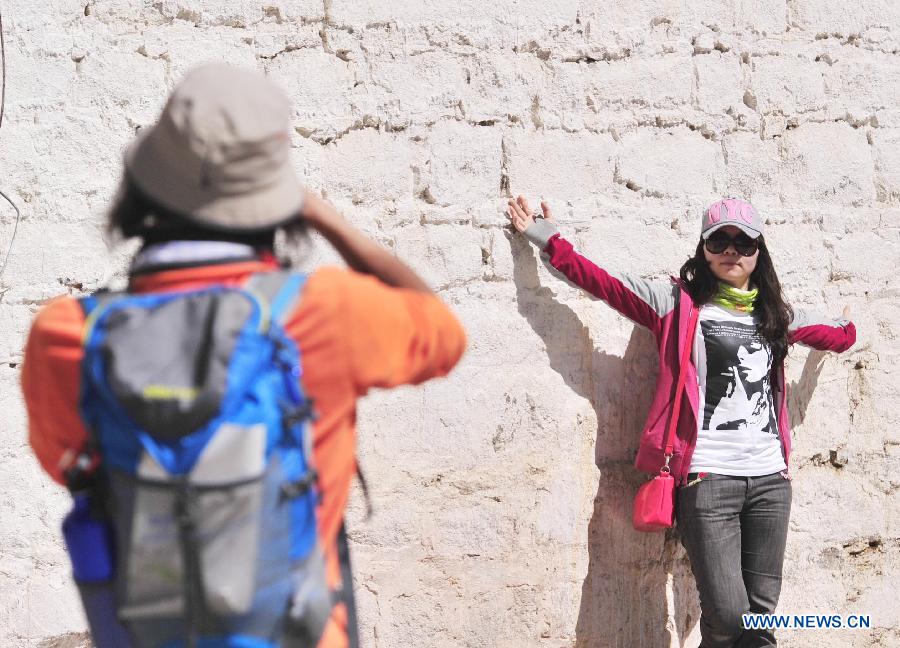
[244,22,323,60]
[826,50,900,117]
[617,126,724,198]
[789,0,900,34]
[183,0,323,26]
[790,467,887,541]
[461,52,546,126]
[830,231,897,282]
[392,223,484,289]
[765,221,834,295]
[320,129,415,204]
[265,48,360,141]
[367,49,469,127]
[529,62,590,133]
[871,128,900,202]
[585,54,694,111]
[580,0,787,39]
[720,132,782,205]
[0,221,111,292]
[693,52,746,116]
[328,0,579,33]
[420,121,502,206]
[505,130,617,204]
[732,0,789,34]
[778,122,875,206]
[750,54,826,115]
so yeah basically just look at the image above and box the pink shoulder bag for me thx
[632,305,699,532]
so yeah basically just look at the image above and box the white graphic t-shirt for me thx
[688,303,787,476]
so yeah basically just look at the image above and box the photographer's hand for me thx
[301,192,432,293]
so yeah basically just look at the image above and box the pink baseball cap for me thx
[701,198,764,239]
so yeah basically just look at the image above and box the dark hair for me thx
[679,237,793,365]
[107,176,309,250]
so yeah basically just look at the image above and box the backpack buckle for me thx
[283,401,316,428]
[63,445,103,493]
[280,470,319,500]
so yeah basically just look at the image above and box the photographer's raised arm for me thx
[506,195,677,334]
[299,192,466,393]
[302,192,432,293]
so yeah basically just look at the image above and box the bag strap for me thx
[270,273,307,324]
[660,301,700,472]
[245,270,307,325]
[336,523,360,648]
[72,290,125,490]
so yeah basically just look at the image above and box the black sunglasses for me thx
[704,231,759,256]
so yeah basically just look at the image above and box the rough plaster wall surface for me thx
[0,1,898,647]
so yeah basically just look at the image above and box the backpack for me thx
[73,270,332,648]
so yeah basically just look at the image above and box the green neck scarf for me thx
[712,283,758,313]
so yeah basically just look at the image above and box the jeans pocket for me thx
[683,472,711,488]
[676,475,709,523]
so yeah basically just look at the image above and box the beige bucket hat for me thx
[125,63,303,231]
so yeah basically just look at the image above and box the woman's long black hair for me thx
[679,237,793,366]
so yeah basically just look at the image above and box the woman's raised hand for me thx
[506,195,553,233]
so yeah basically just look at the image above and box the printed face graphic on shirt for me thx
[701,320,778,434]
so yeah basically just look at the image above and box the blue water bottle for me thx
[62,492,131,647]
[62,493,114,581]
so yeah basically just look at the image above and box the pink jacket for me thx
[525,222,857,484]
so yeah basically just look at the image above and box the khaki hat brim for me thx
[125,125,303,232]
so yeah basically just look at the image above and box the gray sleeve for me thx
[608,271,679,319]
[788,307,851,332]
[523,218,559,250]
[788,306,856,352]
[528,224,679,326]
[538,258,680,326]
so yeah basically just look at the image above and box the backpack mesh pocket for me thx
[114,474,266,620]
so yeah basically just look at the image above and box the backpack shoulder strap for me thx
[78,288,121,318]
[78,289,133,349]
[245,270,308,326]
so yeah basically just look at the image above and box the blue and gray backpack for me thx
[71,270,332,648]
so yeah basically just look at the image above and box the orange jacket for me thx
[21,258,466,647]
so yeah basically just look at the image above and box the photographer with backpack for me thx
[22,64,466,648]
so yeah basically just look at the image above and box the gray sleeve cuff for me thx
[523,218,559,250]
[789,308,852,331]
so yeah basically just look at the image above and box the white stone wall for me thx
[0,1,897,647]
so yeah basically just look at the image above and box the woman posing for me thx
[506,196,855,648]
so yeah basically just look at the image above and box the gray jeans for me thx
[676,471,792,648]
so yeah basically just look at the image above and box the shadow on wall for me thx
[507,231,699,647]
[786,348,827,430]
[37,631,91,648]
